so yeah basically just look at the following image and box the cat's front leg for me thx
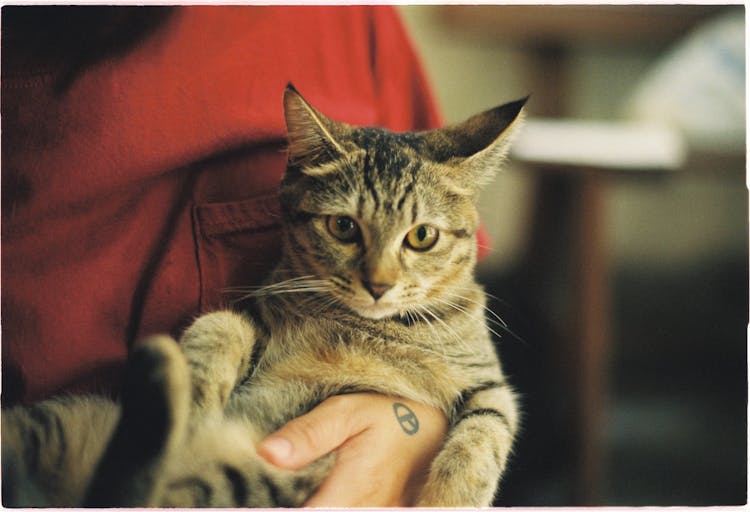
[179,310,258,413]
[416,378,519,507]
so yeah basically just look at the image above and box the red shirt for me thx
[2,6,446,404]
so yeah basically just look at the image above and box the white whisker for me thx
[409,308,448,359]
[417,304,464,350]
[225,275,334,304]
[435,296,510,336]
[441,291,509,329]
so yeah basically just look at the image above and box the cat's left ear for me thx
[283,84,352,176]
[423,97,528,193]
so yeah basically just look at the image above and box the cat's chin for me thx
[348,302,401,320]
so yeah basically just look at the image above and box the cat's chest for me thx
[230,317,469,431]
[263,319,452,393]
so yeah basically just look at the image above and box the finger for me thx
[303,431,407,507]
[304,399,445,507]
[256,395,367,470]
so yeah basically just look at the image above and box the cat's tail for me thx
[82,335,190,507]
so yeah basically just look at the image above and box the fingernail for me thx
[258,436,292,461]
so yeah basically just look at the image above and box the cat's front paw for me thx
[180,310,258,412]
[416,425,510,507]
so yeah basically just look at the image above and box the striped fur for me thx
[2,85,526,507]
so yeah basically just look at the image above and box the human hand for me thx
[256,393,448,507]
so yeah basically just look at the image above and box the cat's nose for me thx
[363,281,393,300]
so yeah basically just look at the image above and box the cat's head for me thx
[278,84,525,320]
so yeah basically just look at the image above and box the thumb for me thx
[256,396,367,470]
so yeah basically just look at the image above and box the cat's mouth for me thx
[326,280,419,320]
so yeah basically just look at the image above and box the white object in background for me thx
[511,118,687,171]
[624,9,745,155]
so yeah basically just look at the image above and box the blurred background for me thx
[399,4,746,507]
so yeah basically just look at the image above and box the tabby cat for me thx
[2,85,526,507]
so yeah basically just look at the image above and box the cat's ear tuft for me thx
[283,84,350,176]
[424,97,528,193]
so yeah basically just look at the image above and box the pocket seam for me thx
[194,193,281,237]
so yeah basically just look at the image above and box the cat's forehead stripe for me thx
[362,160,381,210]
[353,127,418,177]
[346,127,426,221]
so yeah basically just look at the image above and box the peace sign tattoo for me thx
[392,402,420,435]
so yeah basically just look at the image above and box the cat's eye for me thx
[405,224,439,251]
[326,215,360,242]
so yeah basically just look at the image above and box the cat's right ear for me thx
[283,84,351,176]
[422,97,528,194]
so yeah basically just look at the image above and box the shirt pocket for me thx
[192,193,282,312]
